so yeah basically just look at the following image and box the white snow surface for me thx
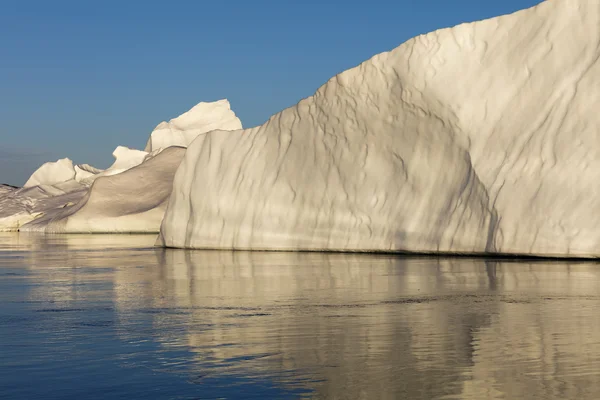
[21,146,186,233]
[144,100,242,152]
[23,158,76,188]
[158,0,600,257]
[109,146,148,171]
[74,146,148,185]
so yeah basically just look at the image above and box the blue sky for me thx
[0,0,542,186]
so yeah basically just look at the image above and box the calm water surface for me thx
[1,233,600,399]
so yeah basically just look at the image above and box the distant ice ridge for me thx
[0,100,240,233]
[23,158,78,188]
[0,180,88,231]
[158,0,600,257]
[22,147,185,233]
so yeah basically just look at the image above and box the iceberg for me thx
[158,0,600,257]
[1,100,241,233]
[1,160,92,231]
[21,146,186,233]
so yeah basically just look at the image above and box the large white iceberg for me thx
[158,0,600,257]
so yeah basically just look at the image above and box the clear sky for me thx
[0,0,542,186]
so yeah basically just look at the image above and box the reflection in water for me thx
[1,233,600,399]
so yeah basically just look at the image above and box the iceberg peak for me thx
[23,158,76,188]
[144,99,242,152]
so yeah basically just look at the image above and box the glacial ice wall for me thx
[159,0,600,257]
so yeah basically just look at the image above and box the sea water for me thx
[1,233,599,399]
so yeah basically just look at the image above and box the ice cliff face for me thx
[159,0,600,257]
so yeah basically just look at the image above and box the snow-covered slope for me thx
[21,146,186,233]
[158,0,600,257]
[144,100,242,152]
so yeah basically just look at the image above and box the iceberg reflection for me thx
[4,233,600,399]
